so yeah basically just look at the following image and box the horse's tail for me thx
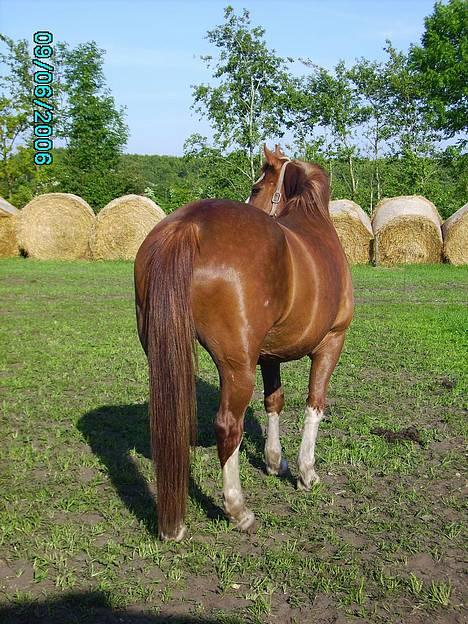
[143,220,198,539]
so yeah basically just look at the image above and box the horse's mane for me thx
[284,160,331,222]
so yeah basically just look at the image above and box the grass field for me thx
[0,259,467,624]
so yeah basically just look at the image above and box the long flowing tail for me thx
[142,220,198,539]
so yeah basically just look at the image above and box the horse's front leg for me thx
[215,364,257,532]
[298,331,346,490]
[261,360,288,476]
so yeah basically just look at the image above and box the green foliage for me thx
[0,36,137,211]
[383,42,439,158]
[0,35,36,204]
[0,35,69,206]
[410,0,468,137]
[122,152,203,213]
[184,134,251,201]
[192,5,291,182]
[349,58,393,206]
[293,60,365,198]
[57,42,130,211]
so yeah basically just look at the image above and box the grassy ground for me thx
[0,259,466,624]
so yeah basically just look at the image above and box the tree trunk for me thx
[348,153,357,199]
[248,76,256,183]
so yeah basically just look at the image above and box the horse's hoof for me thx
[278,458,289,476]
[235,509,257,533]
[297,472,320,491]
[160,524,187,542]
[266,458,289,477]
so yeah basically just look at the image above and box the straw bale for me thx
[372,195,442,265]
[329,199,373,264]
[90,195,166,261]
[0,197,19,257]
[441,203,468,265]
[18,193,95,260]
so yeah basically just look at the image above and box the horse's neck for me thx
[279,202,333,238]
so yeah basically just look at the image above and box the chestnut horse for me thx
[134,146,353,541]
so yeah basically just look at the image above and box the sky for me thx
[1,0,437,155]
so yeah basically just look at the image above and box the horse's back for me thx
[188,200,292,357]
[135,199,292,360]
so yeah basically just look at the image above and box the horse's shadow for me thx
[78,379,266,536]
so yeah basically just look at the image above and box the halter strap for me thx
[270,158,290,217]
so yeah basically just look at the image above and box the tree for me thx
[183,133,251,201]
[350,58,394,210]
[59,42,129,210]
[0,35,70,205]
[191,6,291,183]
[410,0,468,138]
[293,60,364,198]
[384,42,440,193]
[0,35,35,203]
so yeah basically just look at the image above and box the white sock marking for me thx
[223,443,244,516]
[265,412,281,473]
[298,406,323,488]
[222,442,255,529]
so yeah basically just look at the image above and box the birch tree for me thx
[191,6,290,183]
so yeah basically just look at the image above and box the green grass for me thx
[0,259,467,623]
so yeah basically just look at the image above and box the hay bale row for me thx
[0,197,19,257]
[442,203,468,265]
[372,196,443,266]
[2,191,466,265]
[329,195,468,266]
[9,193,165,261]
[329,199,373,264]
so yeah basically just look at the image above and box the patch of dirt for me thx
[78,467,97,484]
[371,426,425,446]
[0,558,34,593]
[53,511,104,525]
[405,553,446,581]
[272,592,357,624]
[336,528,367,549]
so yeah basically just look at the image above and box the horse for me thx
[134,145,353,541]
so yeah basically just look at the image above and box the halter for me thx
[270,158,290,217]
[248,157,291,217]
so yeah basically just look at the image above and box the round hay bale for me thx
[90,195,166,261]
[372,196,442,266]
[441,203,468,265]
[18,193,95,260]
[329,199,373,264]
[0,197,19,257]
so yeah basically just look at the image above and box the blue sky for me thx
[1,0,437,155]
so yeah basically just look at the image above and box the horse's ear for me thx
[263,145,283,169]
[274,144,286,158]
[284,162,307,198]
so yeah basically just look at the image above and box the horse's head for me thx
[248,145,330,221]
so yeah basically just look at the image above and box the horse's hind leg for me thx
[298,331,346,491]
[215,363,257,531]
[261,360,288,476]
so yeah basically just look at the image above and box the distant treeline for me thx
[121,151,466,220]
[4,148,465,220]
